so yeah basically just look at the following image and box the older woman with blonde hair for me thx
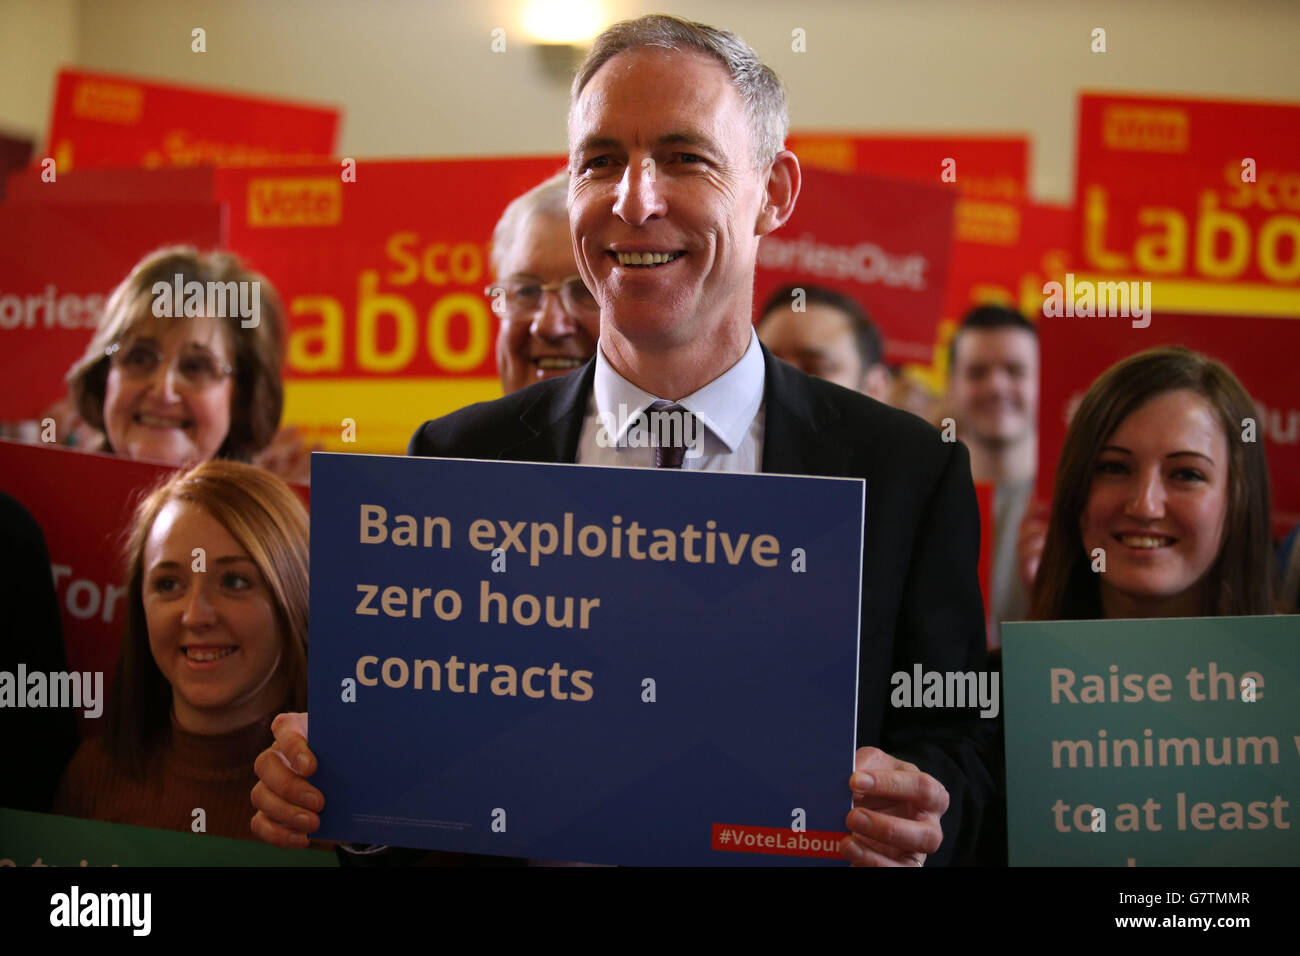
[53,460,309,840]
[65,246,286,468]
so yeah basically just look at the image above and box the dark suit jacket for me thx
[409,345,1000,865]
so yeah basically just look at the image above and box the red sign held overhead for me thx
[786,131,1039,372]
[1076,92,1300,301]
[46,68,339,172]
[753,166,956,364]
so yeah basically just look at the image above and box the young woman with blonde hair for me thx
[54,460,308,839]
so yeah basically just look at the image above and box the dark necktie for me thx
[648,401,695,469]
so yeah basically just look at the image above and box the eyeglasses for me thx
[105,341,233,389]
[485,275,599,320]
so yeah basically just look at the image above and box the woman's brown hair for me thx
[105,460,309,777]
[1030,346,1273,621]
[66,246,286,461]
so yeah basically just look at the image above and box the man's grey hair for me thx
[490,169,570,277]
[569,14,788,170]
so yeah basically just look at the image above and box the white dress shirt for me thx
[576,328,766,472]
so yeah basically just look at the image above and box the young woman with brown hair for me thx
[1030,346,1274,621]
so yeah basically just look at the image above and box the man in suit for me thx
[253,13,997,866]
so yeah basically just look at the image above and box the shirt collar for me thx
[592,327,765,453]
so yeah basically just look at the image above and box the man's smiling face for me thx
[568,47,772,354]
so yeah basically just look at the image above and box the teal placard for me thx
[1003,616,1299,866]
[0,808,337,867]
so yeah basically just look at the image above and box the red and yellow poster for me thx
[217,157,566,452]
[46,68,339,172]
[1076,92,1300,314]
[0,203,223,421]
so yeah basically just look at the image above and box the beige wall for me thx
[2,0,1298,201]
[0,0,77,142]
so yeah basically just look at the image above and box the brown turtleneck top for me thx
[52,710,272,841]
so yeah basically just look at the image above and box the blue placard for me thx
[308,453,864,865]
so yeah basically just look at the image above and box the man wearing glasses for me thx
[487,171,599,396]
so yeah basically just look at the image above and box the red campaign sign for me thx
[216,156,567,378]
[942,201,1075,327]
[215,157,567,451]
[0,440,308,735]
[46,68,338,172]
[1076,92,1300,292]
[786,132,1038,367]
[754,166,956,364]
[0,203,224,421]
[1037,312,1300,538]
